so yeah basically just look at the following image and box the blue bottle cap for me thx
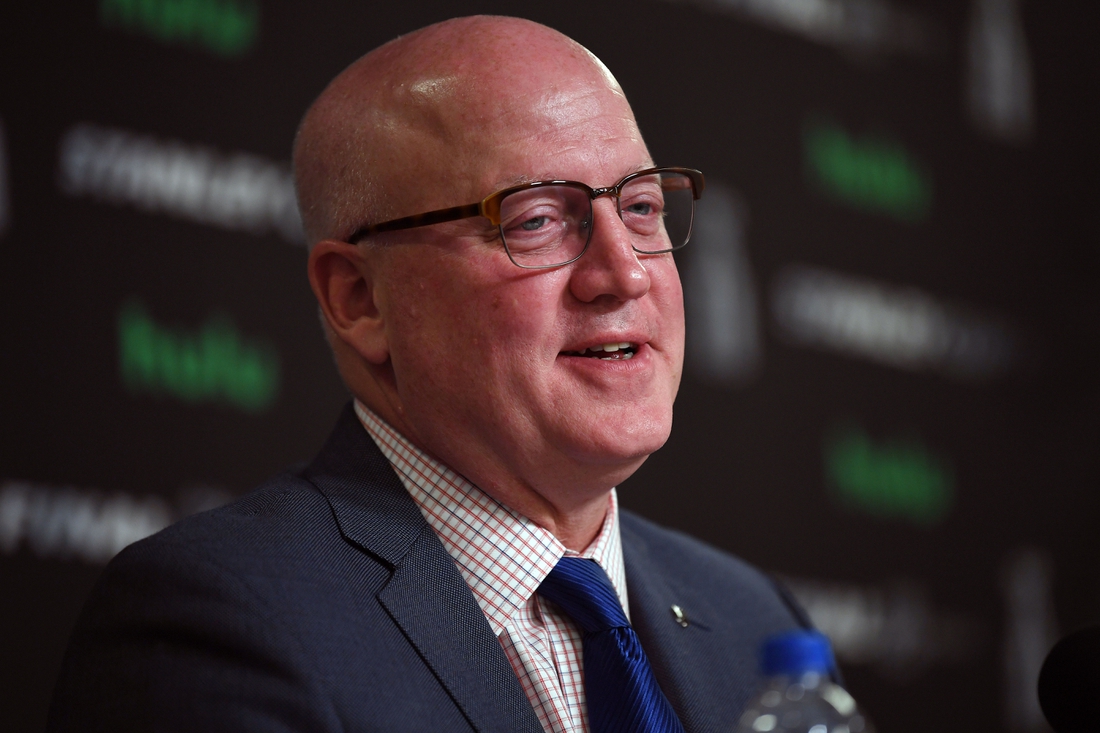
[760,630,836,676]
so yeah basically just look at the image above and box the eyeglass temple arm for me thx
[665,167,705,199]
[349,202,485,242]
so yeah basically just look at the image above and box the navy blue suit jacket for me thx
[48,404,810,731]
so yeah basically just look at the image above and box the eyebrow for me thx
[496,163,657,190]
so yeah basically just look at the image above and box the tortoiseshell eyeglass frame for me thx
[345,166,706,269]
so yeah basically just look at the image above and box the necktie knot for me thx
[537,556,685,733]
[537,556,629,634]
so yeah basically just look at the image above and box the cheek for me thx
[651,260,686,333]
[379,256,463,373]
[384,254,560,381]
[473,286,561,380]
[466,259,567,341]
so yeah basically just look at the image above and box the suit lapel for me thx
[377,527,543,733]
[621,518,760,733]
[305,405,542,733]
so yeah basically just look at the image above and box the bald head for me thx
[293,15,634,246]
[301,16,682,549]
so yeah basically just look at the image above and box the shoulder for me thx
[100,471,349,593]
[48,472,345,731]
[68,467,395,647]
[128,469,336,566]
[49,407,482,732]
[93,466,399,625]
[49,468,410,732]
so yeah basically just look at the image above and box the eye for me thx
[498,185,591,260]
[502,204,569,254]
[623,201,655,217]
[620,178,665,221]
[520,216,550,231]
[503,206,564,237]
[619,189,665,236]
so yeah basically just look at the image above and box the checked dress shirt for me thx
[356,402,631,733]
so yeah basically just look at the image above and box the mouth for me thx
[562,342,638,361]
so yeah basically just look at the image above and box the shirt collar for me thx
[353,400,628,635]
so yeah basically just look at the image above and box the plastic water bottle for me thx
[735,630,874,733]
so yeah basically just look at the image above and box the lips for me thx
[563,342,638,360]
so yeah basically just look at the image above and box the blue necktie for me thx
[538,557,685,733]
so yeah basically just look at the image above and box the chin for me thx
[591,454,653,494]
[568,422,671,469]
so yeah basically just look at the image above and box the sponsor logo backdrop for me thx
[1,1,1096,731]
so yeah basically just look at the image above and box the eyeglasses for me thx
[348,167,705,269]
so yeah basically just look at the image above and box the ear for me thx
[308,240,389,364]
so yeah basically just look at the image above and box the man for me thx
[49,16,811,733]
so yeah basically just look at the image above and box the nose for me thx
[568,196,652,303]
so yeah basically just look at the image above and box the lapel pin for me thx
[670,604,689,628]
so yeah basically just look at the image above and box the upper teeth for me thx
[586,342,633,354]
[575,342,637,360]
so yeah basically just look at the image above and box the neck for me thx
[352,389,615,552]
[487,483,612,553]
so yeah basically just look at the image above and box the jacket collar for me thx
[620,514,785,733]
[303,403,543,733]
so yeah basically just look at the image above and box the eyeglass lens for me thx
[497,171,696,268]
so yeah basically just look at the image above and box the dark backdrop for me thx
[1,1,1096,731]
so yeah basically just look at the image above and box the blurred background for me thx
[1,1,1096,730]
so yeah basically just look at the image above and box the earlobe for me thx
[308,240,390,364]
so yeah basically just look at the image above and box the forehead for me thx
[382,32,642,182]
[444,81,649,204]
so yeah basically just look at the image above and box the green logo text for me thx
[118,300,279,413]
[100,0,259,57]
[804,121,932,222]
[825,426,953,524]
